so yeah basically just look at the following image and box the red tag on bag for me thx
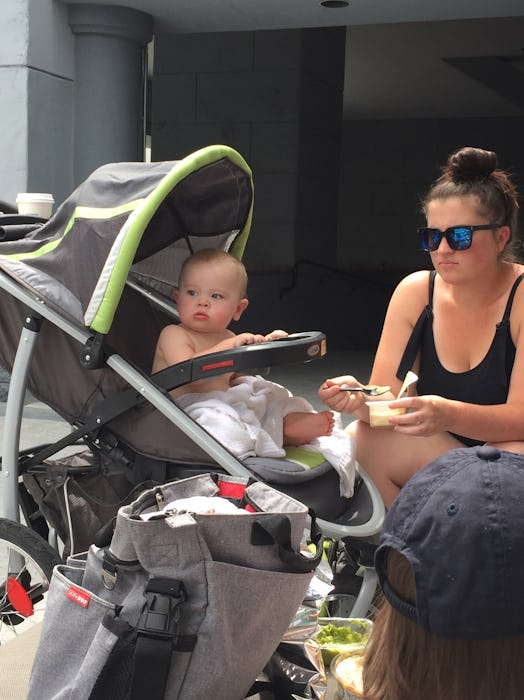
[217,479,246,500]
[66,586,91,608]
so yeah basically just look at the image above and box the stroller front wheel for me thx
[0,518,60,645]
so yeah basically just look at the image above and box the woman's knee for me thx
[488,440,524,455]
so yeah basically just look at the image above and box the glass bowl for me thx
[314,616,372,667]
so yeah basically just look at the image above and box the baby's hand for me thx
[233,332,266,347]
[264,329,289,341]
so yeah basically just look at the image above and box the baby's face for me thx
[175,261,247,332]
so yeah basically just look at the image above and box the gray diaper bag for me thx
[27,473,321,700]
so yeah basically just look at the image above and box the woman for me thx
[319,146,524,507]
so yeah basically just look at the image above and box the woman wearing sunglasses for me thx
[319,145,524,508]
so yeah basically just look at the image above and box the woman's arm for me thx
[318,271,428,417]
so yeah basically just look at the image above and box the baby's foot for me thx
[283,411,335,447]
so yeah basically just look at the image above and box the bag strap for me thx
[129,578,191,700]
[251,510,323,573]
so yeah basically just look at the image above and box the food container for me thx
[366,400,406,428]
[314,617,372,667]
[331,651,365,698]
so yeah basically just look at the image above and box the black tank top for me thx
[396,270,524,447]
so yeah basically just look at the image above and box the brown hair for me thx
[422,146,521,262]
[178,249,248,297]
[362,549,524,700]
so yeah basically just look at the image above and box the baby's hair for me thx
[179,249,248,297]
[422,146,521,262]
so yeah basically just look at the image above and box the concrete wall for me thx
[2,10,524,353]
[0,0,74,208]
[150,26,524,350]
[151,28,345,270]
[235,115,524,350]
[337,116,524,272]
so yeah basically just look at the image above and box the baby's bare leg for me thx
[283,411,334,447]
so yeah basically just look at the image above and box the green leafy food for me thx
[316,622,366,646]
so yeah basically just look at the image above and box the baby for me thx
[152,249,355,496]
[152,248,335,446]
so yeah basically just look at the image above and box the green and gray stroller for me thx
[0,145,384,693]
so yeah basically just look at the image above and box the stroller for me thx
[0,145,384,672]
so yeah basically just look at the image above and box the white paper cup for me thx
[16,193,54,219]
[366,400,406,428]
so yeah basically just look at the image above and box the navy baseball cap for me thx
[375,445,524,639]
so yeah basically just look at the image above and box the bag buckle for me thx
[137,578,186,639]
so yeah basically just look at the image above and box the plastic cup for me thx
[366,400,406,428]
[331,651,365,698]
[16,193,54,219]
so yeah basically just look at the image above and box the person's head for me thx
[175,249,249,332]
[363,446,524,700]
[420,146,521,264]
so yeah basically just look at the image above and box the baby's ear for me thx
[233,297,249,321]
[173,288,179,303]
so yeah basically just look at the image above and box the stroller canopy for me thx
[0,145,253,334]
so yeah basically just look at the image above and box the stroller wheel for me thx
[0,519,61,645]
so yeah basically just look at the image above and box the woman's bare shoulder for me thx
[390,269,432,308]
[509,266,524,315]
[395,269,432,292]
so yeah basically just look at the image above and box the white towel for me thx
[176,375,356,497]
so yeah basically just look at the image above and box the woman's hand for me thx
[318,376,368,414]
[387,394,451,435]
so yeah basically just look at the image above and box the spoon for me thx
[339,384,391,397]
[397,370,418,399]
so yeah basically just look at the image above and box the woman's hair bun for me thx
[443,147,497,183]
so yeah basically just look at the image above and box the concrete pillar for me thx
[69,4,153,185]
[0,0,75,207]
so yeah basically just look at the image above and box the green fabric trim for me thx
[284,447,326,469]
[1,200,144,262]
[90,145,253,333]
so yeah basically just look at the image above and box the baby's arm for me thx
[152,326,268,373]
[152,324,199,372]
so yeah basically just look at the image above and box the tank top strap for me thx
[396,270,434,380]
[428,269,436,308]
[501,272,524,321]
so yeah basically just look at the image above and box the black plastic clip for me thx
[137,578,186,639]
[80,333,106,369]
[129,578,188,700]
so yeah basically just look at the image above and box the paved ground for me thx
[0,367,9,402]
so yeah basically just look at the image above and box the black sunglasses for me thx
[418,224,501,252]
